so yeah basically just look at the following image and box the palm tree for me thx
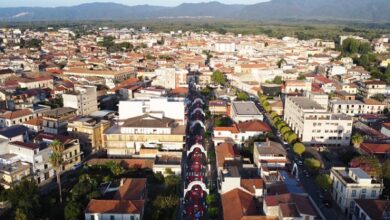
[352,133,364,149]
[50,139,65,203]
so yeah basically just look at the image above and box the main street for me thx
[257,100,347,220]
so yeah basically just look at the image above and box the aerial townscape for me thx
[2,1,390,220]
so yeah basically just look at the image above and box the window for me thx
[90,216,95,220]
[362,189,366,193]
[371,190,376,198]
[110,215,115,220]
[352,190,356,197]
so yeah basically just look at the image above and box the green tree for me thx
[272,76,283,84]
[208,207,219,219]
[14,208,28,220]
[287,132,298,144]
[49,139,65,203]
[293,143,305,156]
[315,174,332,191]
[352,133,364,149]
[206,194,217,205]
[277,58,286,68]
[382,160,390,198]
[236,91,250,101]
[304,158,321,171]
[64,200,82,220]
[280,126,291,135]
[270,111,278,119]
[105,161,124,176]
[164,168,174,175]
[297,74,306,80]
[211,70,226,85]
[8,179,40,219]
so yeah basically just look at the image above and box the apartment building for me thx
[104,113,185,156]
[68,117,111,153]
[330,167,382,214]
[358,80,387,98]
[284,96,353,146]
[42,107,77,135]
[35,133,82,171]
[330,99,385,116]
[0,109,33,128]
[253,141,287,177]
[63,85,98,116]
[0,155,31,189]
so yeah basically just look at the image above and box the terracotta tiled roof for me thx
[237,120,271,132]
[215,142,239,168]
[360,143,390,154]
[85,199,144,214]
[214,124,239,133]
[240,179,264,194]
[221,188,258,220]
[1,109,32,119]
[114,178,147,200]
[264,193,317,217]
[23,117,43,126]
[363,98,384,105]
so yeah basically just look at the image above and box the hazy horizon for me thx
[0,0,269,7]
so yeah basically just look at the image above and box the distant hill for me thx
[1,0,390,22]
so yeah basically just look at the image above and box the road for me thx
[258,100,347,220]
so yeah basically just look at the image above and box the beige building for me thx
[284,96,353,146]
[42,107,77,135]
[68,117,111,152]
[63,85,98,116]
[0,155,31,189]
[330,167,382,214]
[104,114,185,156]
[359,80,387,98]
[64,68,134,82]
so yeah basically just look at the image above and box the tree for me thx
[164,168,174,175]
[236,91,250,101]
[304,158,321,171]
[272,76,283,84]
[270,111,278,119]
[64,200,82,220]
[49,139,65,203]
[277,58,286,68]
[293,143,305,156]
[315,174,332,191]
[297,74,306,80]
[14,208,28,220]
[8,179,40,219]
[211,70,226,85]
[382,160,390,198]
[371,94,386,102]
[206,194,217,205]
[352,133,364,149]
[287,132,298,144]
[280,126,291,135]
[105,161,124,176]
[208,207,219,219]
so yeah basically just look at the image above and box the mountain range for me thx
[1,0,390,22]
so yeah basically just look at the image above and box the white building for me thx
[152,67,176,89]
[253,141,287,177]
[118,97,185,124]
[330,167,382,214]
[63,85,98,116]
[214,42,236,53]
[284,96,353,146]
[330,100,365,116]
[230,101,263,123]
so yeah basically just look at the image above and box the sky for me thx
[0,0,268,7]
